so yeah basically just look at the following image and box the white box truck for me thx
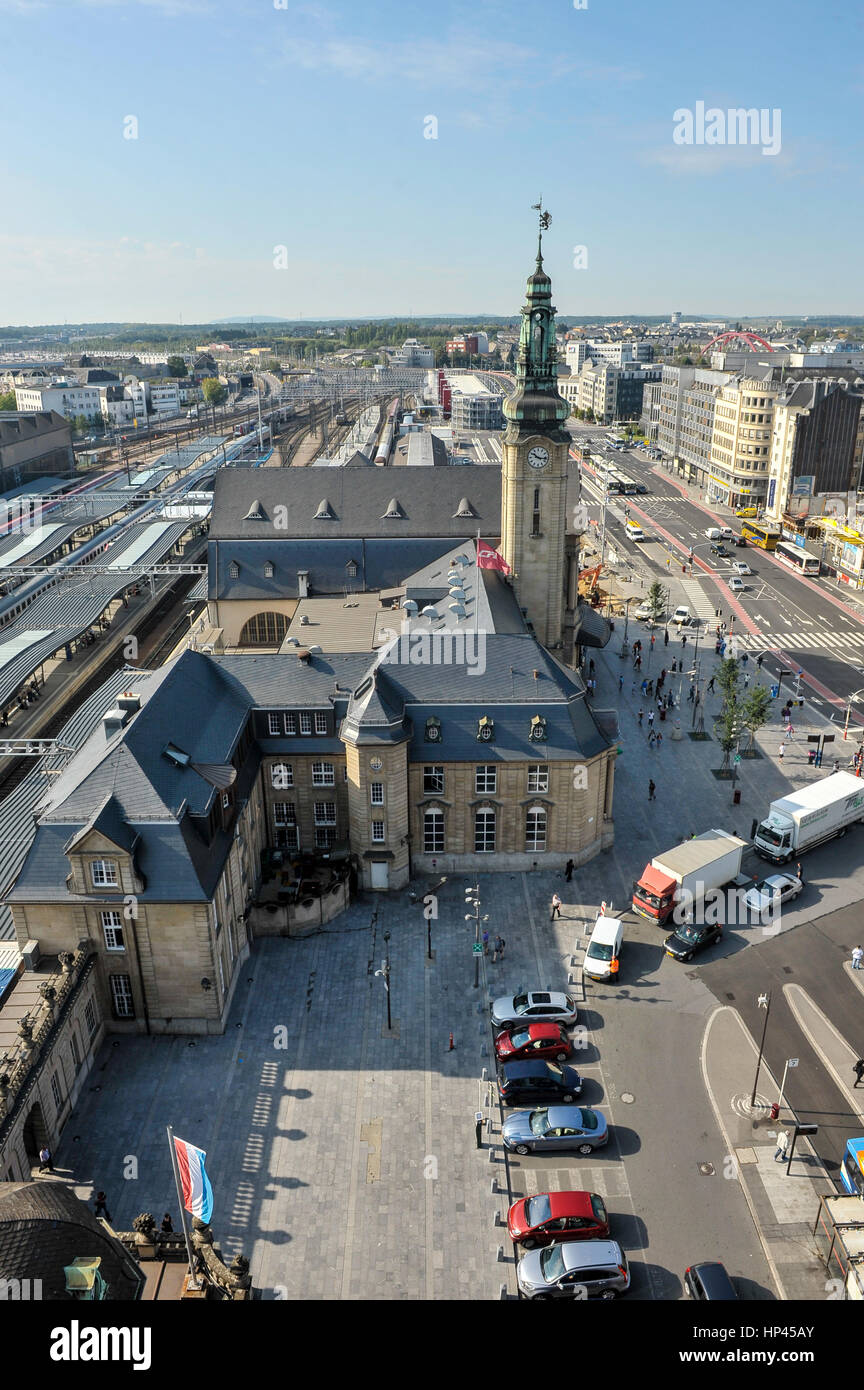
[632,829,747,925]
[753,772,864,863]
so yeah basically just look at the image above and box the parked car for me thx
[742,873,803,919]
[672,605,692,626]
[502,1106,609,1156]
[497,1059,583,1106]
[494,1022,572,1063]
[634,600,662,622]
[735,506,758,518]
[684,1261,739,1300]
[517,1240,630,1300]
[733,561,752,575]
[664,920,722,962]
[490,992,579,1030]
[508,1191,610,1248]
[729,577,745,592]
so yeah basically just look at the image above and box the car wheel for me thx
[521,1238,537,1250]
[562,1093,576,1103]
[578,1143,594,1155]
[683,952,693,962]
[555,1051,569,1062]
[600,1289,618,1300]
[515,1144,530,1156]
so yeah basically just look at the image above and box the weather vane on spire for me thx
[532,199,551,260]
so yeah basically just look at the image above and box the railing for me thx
[0,945,96,1145]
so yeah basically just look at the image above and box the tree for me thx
[645,580,666,625]
[201,377,227,406]
[166,355,188,378]
[714,658,742,772]
[740,684,772,751]
[72,414,89,435]
[0,390,17,411]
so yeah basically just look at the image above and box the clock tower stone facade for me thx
[500,233,571,649]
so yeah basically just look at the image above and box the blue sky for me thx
[0,0,860,322]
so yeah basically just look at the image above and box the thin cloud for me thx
[277,33,534,88]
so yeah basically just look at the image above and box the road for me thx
[572,423,864,734]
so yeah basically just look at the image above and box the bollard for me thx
[475,1112,484,1149]
[449,1030,455,1051]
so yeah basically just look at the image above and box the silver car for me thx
[502,1106,609,1155]
[743,873,802,919]
[490,991,578,1030]
[517,1240,630,1300]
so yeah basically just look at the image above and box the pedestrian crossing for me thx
[519,1164,632,1200]
[734,629,864,661]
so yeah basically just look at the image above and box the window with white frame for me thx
[371,820,385,843]
[110,974,134,1019]
[267,712,281,735]
[50,1071,62,1112]
[315,825,336,848]
[525,806,547,852]
[314,801,336,824]
[101,909,125,952]
[475,765,497,794]
[299,712,312,735]
[284,712,297,735]
[84,998,97,1037]
[314,711,327,734]
[312,761,334,786]
[527,764,549,793]
[273,802,296,826]
[90,859,118,888]
[474,809,496,853]
[423,766,444,794]
[370,782,384,805]
[271,763,293,788]
[424,807,444,853]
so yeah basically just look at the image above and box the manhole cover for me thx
[699,1162,715,1176]
[620,1092,635,1104]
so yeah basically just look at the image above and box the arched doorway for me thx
[22,1101,47,1166]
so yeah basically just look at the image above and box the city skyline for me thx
[1,0,860,321]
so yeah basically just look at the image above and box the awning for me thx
[574,601,611,649]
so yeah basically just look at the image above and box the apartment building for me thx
[14,382,102,422]
[766,380,863,523]
[708,375,780,507]
[448,374,505,431]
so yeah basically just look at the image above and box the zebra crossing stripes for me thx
[736,629,864,654]
[518,1165,631,1200]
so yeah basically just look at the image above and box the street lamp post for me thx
[374,931,392,1031]
[843,687,864,741]
[465,885,489,989]
[750,990,772,1108]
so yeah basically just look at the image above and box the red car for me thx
[494,1022,572,1063]
[508,1191,610,1248]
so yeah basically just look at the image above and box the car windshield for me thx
[753,880,777,896]
[757,822,783,847]
[675,925,703,942]
[540,1243,566,1281]
[579,1110,598,1131]
[588,942,614,961]
[530,1110,551,1136]
[591,1195,607,1225]
[544,1062,563,1078]
[508,1029,531,1049]
[512,994,529,1011]
[526,1195,552,1225]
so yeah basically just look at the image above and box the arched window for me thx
[239,612,288,646]
[424,808,444,853]
[525,806,547,852]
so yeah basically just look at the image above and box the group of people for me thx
[480,929,506,961]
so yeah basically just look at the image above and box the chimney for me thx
[103,707,128,739]
[21,939,40,972]
[296,649,311,664]
[297,570,309,598]
[117,691,141,713]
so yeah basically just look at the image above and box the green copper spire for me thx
[503,207,570,442]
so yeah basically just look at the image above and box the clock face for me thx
[527,446,549,470]
[370,757,383,771]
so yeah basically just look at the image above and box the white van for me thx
[584,915,623,982]
[625,522,645,542]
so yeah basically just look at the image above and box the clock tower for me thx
[500,216,571,648]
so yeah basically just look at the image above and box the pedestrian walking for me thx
[492,934,505,962]
[634,654,642,671]
[655,731,663,748]
[94,1190,112,1221]
[641,679,648,696]
[757,653,764,668]
[565,858,574,882]
[482,929,489,955]
[833,758,840,773]
[707,677,715,694]
[744,673,750,688]
[619,675,624,693]
[650,634,655,649]
[773,1131,789,1162]
[589,659,596,678]
[648,730,656,747]
[637,708,644,726]
[854,1060,864,1088]
[550,893,562,920]
[795,861,803,884]
[38,1145,53,1173]
[646,679,654,697]
[664,629,669,647]
[161,1213,174,1234]
[852,945,864,971]
[648,779,656,801]
[778,742,785,760]
[681,634,687,648]
[647,711,655,728]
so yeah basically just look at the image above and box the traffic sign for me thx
[472,943,483,954]
[733,754,741,764]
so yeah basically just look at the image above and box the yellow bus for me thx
[740,521,781,550]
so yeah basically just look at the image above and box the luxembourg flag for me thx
[173,1135,214,1224]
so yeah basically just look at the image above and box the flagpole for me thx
[476,529,481,634]
[167,1124,201,1290]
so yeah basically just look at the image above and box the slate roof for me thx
[0,1181,144,1301]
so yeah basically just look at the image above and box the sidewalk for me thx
[703,1007,836,1301]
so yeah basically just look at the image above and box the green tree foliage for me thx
[166,355,188,377]
[646,580,666,624]
[201,377,227,406]
[0,390,17,411]
[740,684,772,750]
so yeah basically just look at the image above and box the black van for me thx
[497,1059,583,1107]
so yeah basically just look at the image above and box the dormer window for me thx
[477,716,495,743]
[264,562,274,578]
[346,561,358,578]
[425,716,442,743]
[382,497,403,519]
[529,715,548,742]
[229,560,239,579]
[91,859,118,888]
